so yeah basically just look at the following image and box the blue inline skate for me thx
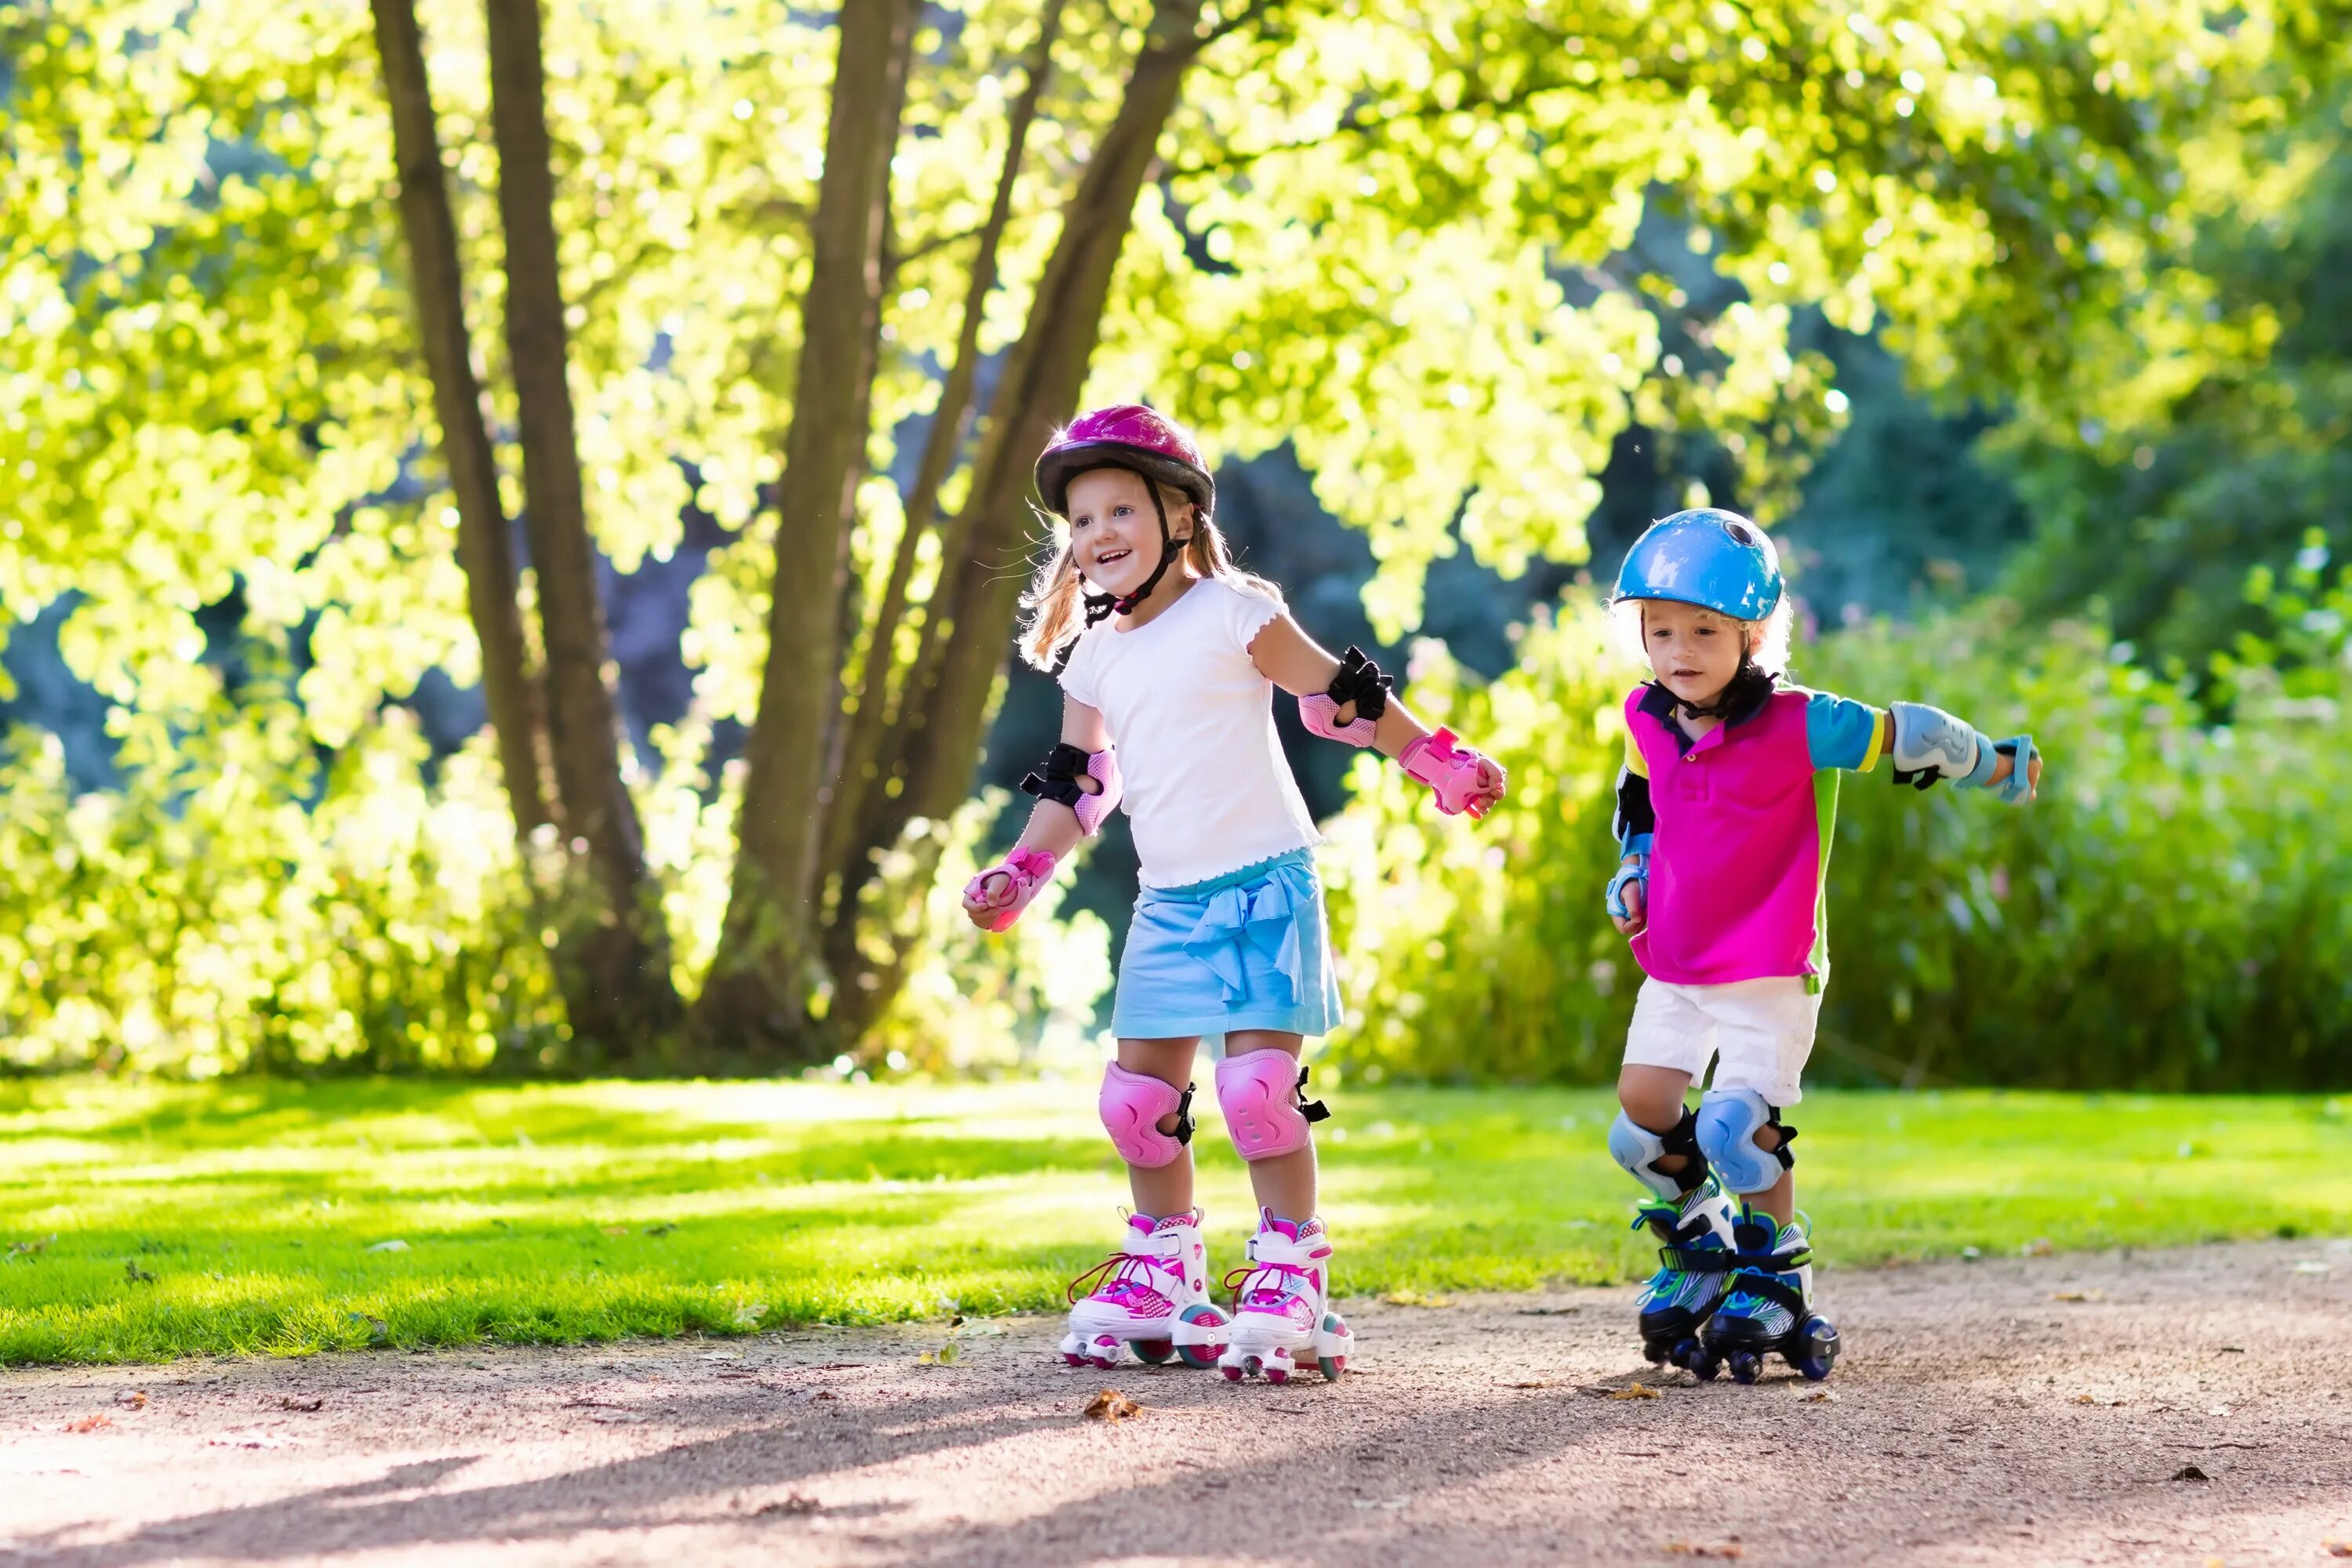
[1694,1205,1840,1384]
[1628,1174,1743,1371]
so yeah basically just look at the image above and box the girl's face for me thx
[1065,466,1192,599]
[1642,599,1749,708]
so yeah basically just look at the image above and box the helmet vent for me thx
[1722,520,1757,546]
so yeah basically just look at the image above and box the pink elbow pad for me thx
[965,846,1057,932]
[1019,744,1122,837]
[1300,692,1378,747]
[1399,727,1500,818]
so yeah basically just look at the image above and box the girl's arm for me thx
[962,696,1110,931]
[1247,613,1506,816]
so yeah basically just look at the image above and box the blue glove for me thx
[1987,735,2038,805]
[1606,855,1650,920]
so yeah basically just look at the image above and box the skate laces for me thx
[1064,1211,1196,1307]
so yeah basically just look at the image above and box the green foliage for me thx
[0,692,568,1076]
[5,1076,2345,1363]
[1997,87,2352,678]
[1323,590,2352,1091]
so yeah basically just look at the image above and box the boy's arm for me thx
[1806,690,2040,804]
[1607,729,1653,934]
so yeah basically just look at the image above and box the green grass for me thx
[2,1078,2347,1363]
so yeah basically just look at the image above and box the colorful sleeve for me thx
[1805,689,1890,773]
[1613,724,1654,851]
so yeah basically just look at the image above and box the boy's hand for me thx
[1610,877,1646,938]
[1606,855,1647,937]
[1985,746,2044,804]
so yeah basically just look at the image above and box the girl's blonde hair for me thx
[1610,595,1796,679]
[1018,476,1282,671]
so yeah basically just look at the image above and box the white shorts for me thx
[1622,975,1821,1107]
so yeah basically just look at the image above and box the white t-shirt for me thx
[1058,577,1320,889]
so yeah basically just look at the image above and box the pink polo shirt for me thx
[1622,681,1889,988]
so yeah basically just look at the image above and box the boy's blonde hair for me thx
[1610,595,1796,679]
[1018,476,1282,671]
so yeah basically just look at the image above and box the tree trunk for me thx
[822,0,1210,1045]
[368,0,552,837]
[482,0,681,1056]
[695,0,915,1059]
[818,0,1068,942]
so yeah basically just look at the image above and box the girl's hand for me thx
[962,848,1058,932]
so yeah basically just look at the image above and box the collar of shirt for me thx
[1636,667,1778,752]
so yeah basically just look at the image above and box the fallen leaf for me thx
[1083,1388,1142,1421]
[2171,1465,2209,1483]
[1799,1390,1838,1403]
[755,1495,821,1518]
[124,1261,155,1283]
[2052,1288,2105,1302]
[811,1391,837,1402]
[917,1341,961,1367]
[1664,1540,1746,1559]
[1377,1290,1454,1308]
[64,1414,111,1433]
[644,1223,677,1237]
[114,1391,147,1410]
[2022,1237,2055,1257]
[365,1239,410,1254]
[2321,1541,2351,1558]
[1610,1382,1662,1401]
[278,1396,324,1412]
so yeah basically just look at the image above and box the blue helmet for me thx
[1612,509,1783,621]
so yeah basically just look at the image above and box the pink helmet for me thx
[1033,404,1214,517]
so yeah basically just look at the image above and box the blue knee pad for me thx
[1695,1088,1796,1196]
[1609,1108,1706,1201]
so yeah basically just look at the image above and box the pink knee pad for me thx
[1215,1051,1327,1160]
[1098,1062,1192,1169]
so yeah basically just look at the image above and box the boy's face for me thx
[1642,599,1748,710]
[1065,467,1193,599]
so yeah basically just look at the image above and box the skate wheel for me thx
[1220,1364,1244,1383]
[1728,1352,1762,1385]
[1795,1356,1835,1381]
[1668,1337,1704,1371]
[1643,1344,1668,1365]
[1132,1338,1176,1365]
[1319,1354,1345,1383]
[1176,1303,1229,1370]
[1689,1352,1720,1382]
[1265,1367,1289,1385]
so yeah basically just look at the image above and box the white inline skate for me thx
[1058,1210,1232,1370]
[1216,1210,1352,1384]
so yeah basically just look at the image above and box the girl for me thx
[1601,509,2042,1385]
[962,405,1505,1385]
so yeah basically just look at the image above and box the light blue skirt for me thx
[1110,848,1345,1040]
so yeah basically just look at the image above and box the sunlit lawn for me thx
[2,1077,2347,1363]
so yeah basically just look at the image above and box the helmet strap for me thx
[1677,650,1772,722]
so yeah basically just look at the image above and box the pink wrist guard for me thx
[1299,692,1378,747]
[1399,728,1499,818]
[966,847,1058,932]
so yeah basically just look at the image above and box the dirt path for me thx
[4,1240,2350,1568]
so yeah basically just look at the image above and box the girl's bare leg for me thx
[1224,1029,1316,1221]
[1116,1036,1202,1216]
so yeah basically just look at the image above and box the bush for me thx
[1322,592,2352,1091]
